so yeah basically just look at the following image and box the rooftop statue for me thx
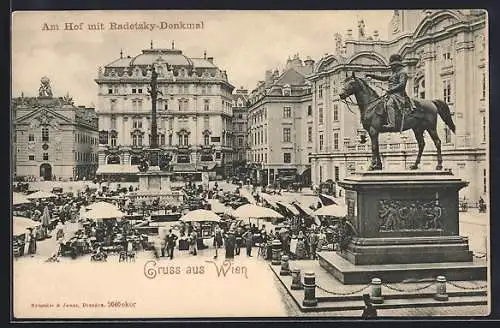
[38,76,53,97]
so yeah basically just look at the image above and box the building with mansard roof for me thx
[95,42,235,182]
[308,9,487,203]
[13,77,99,181]
[247,54,314,187]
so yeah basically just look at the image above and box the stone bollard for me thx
[291,268,303,290]
[302,271,318,307]
[271,240,282,265]
[370,278,384,304]
[280,255,291,276]
[434,276,449,301]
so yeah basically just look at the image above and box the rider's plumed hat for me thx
[389,54,403,67]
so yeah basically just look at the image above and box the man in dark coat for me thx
[165,229,178,260]
[361,293,377,319]
[242,227,253,257]
[224,229,236,259]
[235,225,243,255]
[366,54,415,129]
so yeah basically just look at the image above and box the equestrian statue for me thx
[339,54,456,171]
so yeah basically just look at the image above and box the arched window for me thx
[41,127,49,142]
[132,133,143,146]
[204,134,210,145]
[177,129,190,146]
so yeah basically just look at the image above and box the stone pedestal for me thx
[138,167,172,192]
[318,170,487,283]
[128,165,183,205]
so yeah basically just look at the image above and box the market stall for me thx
[26,190,58,200]
[180,209,222,250]
[231,204,284,245]
[13,216,42,257]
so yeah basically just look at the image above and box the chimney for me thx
[207,57,214,63]
[304,56,315,66]
[304,56,315,74]
[346,29,353,40]
[334,33,343,55]
[373,30,379,40]
[265,69,273,84]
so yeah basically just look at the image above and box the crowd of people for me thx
[14,176,357,264]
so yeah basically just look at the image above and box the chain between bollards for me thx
[382,281,436,293]
[315,283,371,296]
[447,280,487,290]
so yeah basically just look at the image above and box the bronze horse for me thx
[339,72,456,171]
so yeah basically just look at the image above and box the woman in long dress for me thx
[224,230,235,259]
[295,231,306,259]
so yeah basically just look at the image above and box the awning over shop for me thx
[96,164,139,175]
[172,163,217,173]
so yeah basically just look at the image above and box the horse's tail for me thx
[433,99,456,133]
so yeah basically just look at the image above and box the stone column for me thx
[455,32,475,142]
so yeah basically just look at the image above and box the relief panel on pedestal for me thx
[378,199,444,232]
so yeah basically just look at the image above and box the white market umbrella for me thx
[180,209,221,222]
[83,203,125,220]
[26,190,58,200]
[13,216,41,235]
[86,201,119,211]
[232,204,284,220]
[13,193,31,205]
[314,204,348,217]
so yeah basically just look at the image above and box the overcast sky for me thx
[12,10,393,107]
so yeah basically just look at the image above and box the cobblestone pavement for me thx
[14,181,490,318]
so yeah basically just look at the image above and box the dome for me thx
[130,48,193,67]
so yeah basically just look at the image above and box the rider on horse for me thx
[366,54,416,129]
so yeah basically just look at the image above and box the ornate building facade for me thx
[13,77,99,181]
[247,54,314,186]
[309,10,488,203]
[95,42,235,181]
[232,87,250,177]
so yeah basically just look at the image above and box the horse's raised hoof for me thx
[436,164,443,170]
[409,164,419,170]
